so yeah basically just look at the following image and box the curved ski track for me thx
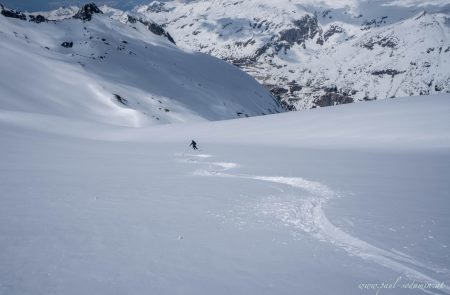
[179,153,449,294]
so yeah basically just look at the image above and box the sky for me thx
[3,0,449,12]
[1,0,149,11]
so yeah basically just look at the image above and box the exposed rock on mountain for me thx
[0,4,26,20]
[28,14,47,23]
[279,15,323,48]
[100,6,176,44]
[140,20,175,44]
[73,3,103,21]
[61,41,74,48]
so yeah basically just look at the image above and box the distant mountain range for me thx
[137,0,450,110]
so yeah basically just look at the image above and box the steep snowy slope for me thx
[1,94,449,294]
[0,4,282,127]
[138,0,450,109]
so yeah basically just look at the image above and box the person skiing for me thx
[189,140,198,150]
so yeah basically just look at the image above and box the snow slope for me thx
[0,94,449,294]
[139,0,450,109]
[0,4,282,127]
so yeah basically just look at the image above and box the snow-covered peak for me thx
[35,6,79,21]
[73,3,103,21]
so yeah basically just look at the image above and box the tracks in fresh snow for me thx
[179,153,449,293]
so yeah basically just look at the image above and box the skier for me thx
[189,140,198,150]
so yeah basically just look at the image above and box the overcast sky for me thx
[3,0,449,13]
[1,0,152,11]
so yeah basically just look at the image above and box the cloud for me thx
[383,0,450,7]
[1,0,141,11]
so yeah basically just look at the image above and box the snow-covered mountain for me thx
[0,3,282,127]
[136,0,450,109]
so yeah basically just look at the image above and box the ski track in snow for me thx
[179,153,450,294]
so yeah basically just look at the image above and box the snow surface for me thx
[1,94,450,294]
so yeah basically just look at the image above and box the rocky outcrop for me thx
[314,92,354,107]
[248,14,324,63]
[362,34,398,50]
[61,41,73,48]
[0,4,26,20]
[142,1,169,13]
[0,5,48,24]
[361,16,388,30]
[279,15,323,49]
[113,94,128,106]
[288,82,302,93]
[73,3,103,21]
[324,25,343,41]
[116,13,175,44]
[29,15,47,23]
[271,86,289,96]
[147,22,176,44]
[126,14,137,24]
[138,19,176,44]
[371,69,405,77]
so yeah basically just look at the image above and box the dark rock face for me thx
[253,43,272,60]
[0,5,26,20]
[140,20,176,44]
[314,92,354,107]
[362,35,398,50]
[263,85,294,111]
[0,5,48,23]
[235,38,255,48]
[73,3,103,21]
[288,82,302,93]
[324,25,343,41]
[113,94,128,106]
[29,14,47,23]
[230,57,253,66]
[280,99,296,111]
[127,14,137,24]
[271,86,289,96]
[144,1,168,13]
[121,14,175,44]
[61,41,73,48]
[147,22,165,36]
[361,16,388,30]
[279,15,323,49]
[371,69,405,77]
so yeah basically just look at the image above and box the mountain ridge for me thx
[0,3,283,127]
